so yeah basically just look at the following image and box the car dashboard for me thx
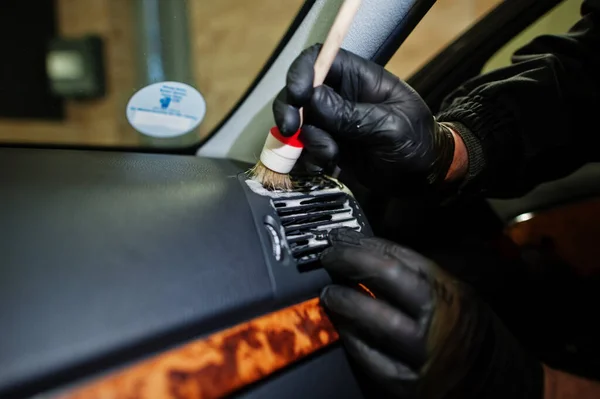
[0,148,372,398]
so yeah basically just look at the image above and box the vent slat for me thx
[297,193,346,203]
[273,192,345,203]
[274,198,348,215]
[278,208,347,222]
[286,233,314,244]
[285,217,357,234]
[291,242,329,257]
[279,210,352,227]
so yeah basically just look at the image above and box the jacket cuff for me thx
[437,94,518,196]
[439,121,485,194]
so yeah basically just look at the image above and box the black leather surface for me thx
[0,148,278,395]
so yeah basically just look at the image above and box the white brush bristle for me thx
[248,160,294,191]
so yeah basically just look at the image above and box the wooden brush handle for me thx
[299,0,362,126]
[313,0,362,87]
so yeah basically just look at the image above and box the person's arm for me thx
[437,0,600,198]
[544,365,600,399]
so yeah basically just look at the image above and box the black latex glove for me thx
[273,44,456,193]
[319,228,544,399]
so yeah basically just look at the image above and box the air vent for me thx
[273,187,361,266]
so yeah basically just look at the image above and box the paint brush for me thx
[249,0,362,191]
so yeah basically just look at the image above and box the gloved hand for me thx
[319,228,544,399]
[273,44,459,193]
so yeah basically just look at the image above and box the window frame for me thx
[407,0,564,113]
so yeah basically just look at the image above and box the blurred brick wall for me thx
[0,0,138,146]
[387,0,501,79]
[187,0,304,140]
[0,0,500,146]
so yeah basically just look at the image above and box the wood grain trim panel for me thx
[506,198,600,276]
[58,298,338,399]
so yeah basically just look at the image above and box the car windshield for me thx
[0,0,308,148]
[0,0,499,149]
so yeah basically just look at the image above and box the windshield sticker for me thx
[126,81,206,138]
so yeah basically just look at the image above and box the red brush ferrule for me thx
[269,127,303,148]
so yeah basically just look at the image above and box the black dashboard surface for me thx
[0,148,339,396]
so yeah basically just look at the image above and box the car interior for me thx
[2,0,599,398]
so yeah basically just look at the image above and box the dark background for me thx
[0,0,64,119]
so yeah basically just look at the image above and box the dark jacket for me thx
[437,0,600,199]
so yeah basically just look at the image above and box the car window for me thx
[482,0,583,73]
[387,0,502,79]
[0,0,305,148]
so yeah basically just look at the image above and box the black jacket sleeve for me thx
[436,0,600,199]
